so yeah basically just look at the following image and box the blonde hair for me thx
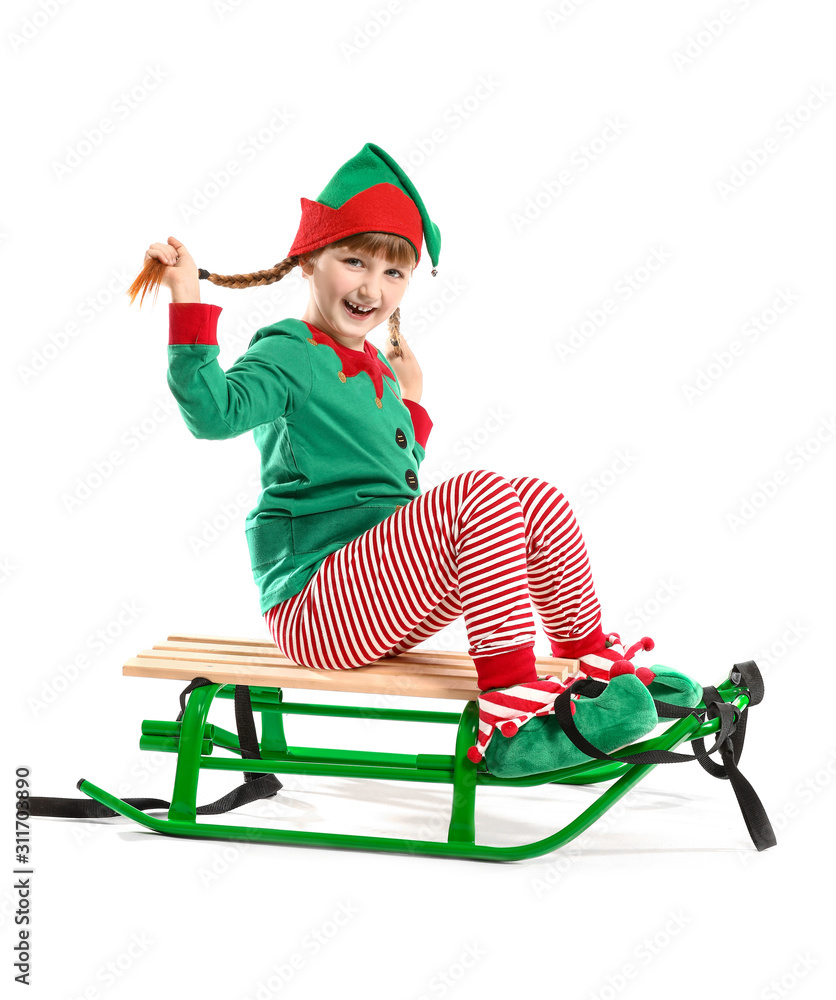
[128,231,415,347]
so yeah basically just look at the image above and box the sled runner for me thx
[30,634,776,859]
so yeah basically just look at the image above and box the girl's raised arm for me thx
[132,237,311,440]
[166,306,311,440]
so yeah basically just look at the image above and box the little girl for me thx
[134,142,700,777]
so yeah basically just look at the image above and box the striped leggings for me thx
[263,470,606,692]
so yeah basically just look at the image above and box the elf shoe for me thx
[570,631,702,710]
[466,675,577,765]
[483,672,658,779]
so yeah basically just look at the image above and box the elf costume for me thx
[168,304,431,609]
[166,142,700,777]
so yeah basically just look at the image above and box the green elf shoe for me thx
[645,665,702,709]
[572,632,703,711]
[484,673,658,779]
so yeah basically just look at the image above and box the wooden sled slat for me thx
[124,636,580,700]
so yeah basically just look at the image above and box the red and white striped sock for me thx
[468,631,661,763]
[548,626,657,685]
[467,675,578,764]
[576,632,657,685]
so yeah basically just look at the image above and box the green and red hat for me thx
[287,142,441,274]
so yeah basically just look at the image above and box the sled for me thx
[35,633,775,860]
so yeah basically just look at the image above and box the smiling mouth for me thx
[343,298,377,319]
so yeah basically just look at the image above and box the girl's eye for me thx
[345,258,403,278]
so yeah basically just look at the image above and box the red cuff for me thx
[169,302,222,345]
[549,625,605,659]
[472,642,538,691]
[403,398,433,449]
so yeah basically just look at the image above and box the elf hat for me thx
[287,142,440,274]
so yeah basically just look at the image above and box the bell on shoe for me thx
[580,631,701,709]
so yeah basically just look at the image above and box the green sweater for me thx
[167,302,433,613]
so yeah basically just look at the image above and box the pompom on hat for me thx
[287,142,441,275]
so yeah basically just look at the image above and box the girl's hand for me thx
[144,236,198,292]
[381,327,423,403]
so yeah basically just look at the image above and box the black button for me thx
[404,470,418,490]
[395,428,407,448]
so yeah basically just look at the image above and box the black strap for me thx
[28,679,281,820]
[554,680,736,765]
[552,662,776,851]
[234,684,269,784]
[175,676,215,721]
[731,659,765,706]
[28,772,282,820]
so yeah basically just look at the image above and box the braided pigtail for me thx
[127,254,302,307]
[196,256,300,289]
[387,306,403,358]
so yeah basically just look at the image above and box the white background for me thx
[4,0,835,997]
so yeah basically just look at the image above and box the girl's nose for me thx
[359,282,380,302]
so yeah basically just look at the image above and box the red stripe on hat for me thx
[288,184,423,264]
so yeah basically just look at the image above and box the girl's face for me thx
[300,244,412,351]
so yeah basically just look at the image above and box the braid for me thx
[387,306,403,358]
[127,254,302,307]
[198,256,300,289]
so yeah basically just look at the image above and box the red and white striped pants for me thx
[264,470,605,691]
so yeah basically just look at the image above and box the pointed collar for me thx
[302,321,396,399]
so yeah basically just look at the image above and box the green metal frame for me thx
[77,676,750,861]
